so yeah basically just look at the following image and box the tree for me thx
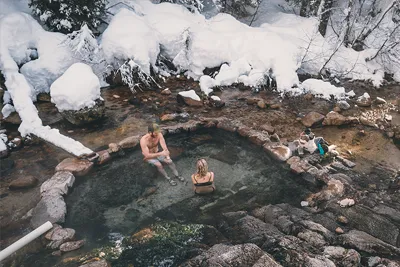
[29,0,108,33]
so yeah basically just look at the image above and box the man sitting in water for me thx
[140,123,184,186]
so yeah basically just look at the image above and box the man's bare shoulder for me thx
[140,134,148,143]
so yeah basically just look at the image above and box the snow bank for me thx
[51,63,101,111]
[178,90,201,101]
[101,8,160,75]
[0,12,92,156]
[301,79,346,100]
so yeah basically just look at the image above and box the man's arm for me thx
[158,133,170,156]
[140,136,166,160]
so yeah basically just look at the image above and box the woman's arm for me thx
[210,172,214,182]
[191,174,196,184]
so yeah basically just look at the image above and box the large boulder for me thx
[55,158,93,176]
[302,112,325,128]
[356,93,372,107]
[40,171,75,196]
[185,243,281,267]
[263,145,292,162]
[322,111,350,126]
[60,99,105,125]
[31,194,67,228]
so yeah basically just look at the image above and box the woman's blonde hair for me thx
[196,158,208,178]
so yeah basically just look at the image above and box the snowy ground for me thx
[0,0,398,156]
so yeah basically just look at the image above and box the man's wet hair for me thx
[148,123,159,133]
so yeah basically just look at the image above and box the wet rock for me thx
[41,171,75,196]
[61,99,105,126]
[97,150,111,165]
[45,224,62,240]
[323,246,360,267]
[290,160,313,175]
[118,135,140,149]
[31,194,67,228]
[55,158,93,177]
[302,112,325,128]
[367,256,381,267]
[263,145,292,162]
[161,88,171,95]
[337,100,351,110]
[185,243,280,267]
[323,111,350,126]
[217,119,238,132]
[9,175,38,190]
[336,156,356,168]
[335,227,344,234]
[79,259,110,267]
[248,132,270,146]
[177,93,203,107]
[307,179,344,205]
[47,227,76,249]
[336,215,349,224]
[160,113,177,122]
[247,97,262,105]
[3,112,22,125]
[60,240,85,252]
[337,230,400,257]
[339,205,399,246]
[304,255,336,267]
[330,161,350,172]
[270,133,280,142]
[37,93,51,102]
[52,250,62,256]
[257,100,266,109]
[260,124,275,134]
[356,93,372,107]
[253,254,282,267]
[297,230,326,247]
[375,97,387,105]
[107,143,120,153]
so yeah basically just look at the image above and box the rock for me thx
[185,243,281,267]
[237,126,253,137]
[304,93,313,101]
[297,230,326,247]
[177,93,203,107]
[336,156,356,168]
[302,112,325,128]
[385,114,392,121]
[47,228,76,249]
[290,160,313,175]
[337,230,400,257]
[301,201,309,207]
[31,194,67,228]
[287,156,301,165]
[260,124,275,134]
[338,198,355,207]
[9,175,38,190]
[209,98,225,108]
[257,100,266,109]
[263,145,292,162]
[107,143,120,153]
[79,259,110,267]
[61,99,105,126]
[0,147,9,158]
[247,97,262,105]
[333,106,341,113]
[330,161,350,172]
[217,119,238,132]
[118,135,140,149]
[323,111,349,126]
[270,133,280,142]
[41,171,75,196]
[55,158,93,177]
[270,103,281,109]
[304,255,336,267]
[3,112,22,125]
[323,246,360,267]
[356,93,372,107]
[337,100,351,110]
[45,224,62,240]
[160,113,177,122]
[0,158,14,174]
[52,250,62,256]
[161,88,171,95]
[248,132,270,146]
[37,93,51,102]
[360,117,377,127]
[97,150,111,165]
[60,240,85,252]
[335,227,344,234]
[307,179,344,205]
[375,97,387,104]
[336,215,349,224]
[368,256,382,267]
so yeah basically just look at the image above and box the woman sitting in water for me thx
[191,159,215,195]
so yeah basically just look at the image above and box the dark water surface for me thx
[18,129,313,267]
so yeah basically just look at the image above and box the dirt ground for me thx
[0,77,399,249]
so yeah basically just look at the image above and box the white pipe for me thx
[0,221,53,262]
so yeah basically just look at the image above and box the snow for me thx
[301,79,347,100]
[178,90,201,101]
[0,138,6,153]
[211,95,221,101]
[0,12,92,157]
[1,104,16,118]
[0,0,31,18]
[50,63,101,111]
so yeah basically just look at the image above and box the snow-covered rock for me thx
[301,79,346,100]
[177,90,203,107]
[50,63,101,111]
[356,93,372,107]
